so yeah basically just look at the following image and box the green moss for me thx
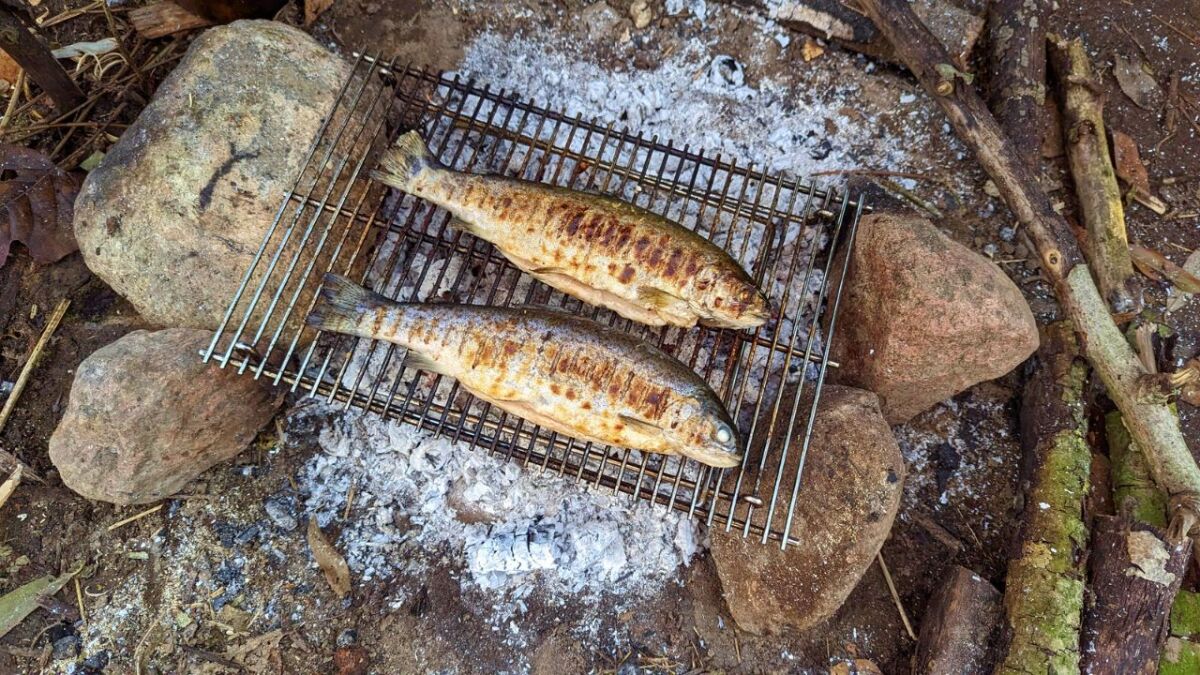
[1172,592,1200,638]
[1161,638,1200,675]
[997,359,1090,675]
[1106,411,1168,527]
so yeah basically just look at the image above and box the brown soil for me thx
[1,0,1197,673]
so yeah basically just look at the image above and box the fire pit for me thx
[202,53,866,548]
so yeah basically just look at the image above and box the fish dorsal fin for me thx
[403,351,451,376]
[637,286,689,311]
[619,414,665,437]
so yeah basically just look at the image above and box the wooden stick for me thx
[877,552,916,641]
[986,0,1049,163]
[127,2,213,40]
[1082,515,1191,674]
[913,565,1001,674]
[1048,35,1138,312]
[0,6,84,111]
[0,298,69,483]
[858,0,1200,547]
[106,503,163,531]
[997,322,1090,674]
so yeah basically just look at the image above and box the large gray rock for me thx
[710,385,904,634]
[74,20,383,332]
[830,212,1038,424]
[49,329,281,504]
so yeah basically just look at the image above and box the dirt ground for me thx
[1,0,1198,673]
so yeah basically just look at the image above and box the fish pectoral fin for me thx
[529,265,571,275]
[619,414,665,437]
[447,217,486,237]
[403,351,451,376]
[637,286,689,311]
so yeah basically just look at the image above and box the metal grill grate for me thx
[202,54,867,549]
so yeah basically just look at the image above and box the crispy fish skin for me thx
[308,273,743,468]
[372,131,770,329]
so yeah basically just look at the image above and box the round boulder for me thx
[49,329,281,504]
[73,20,383,332]
[710,385,904,634]
[829,212,1039,424]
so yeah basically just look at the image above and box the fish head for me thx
[671,396,743,468]
[704,269,772,329]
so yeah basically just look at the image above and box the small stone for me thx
[49,329,281,504]
[711,386,904,634]
[999,225,1016,242]
[79,650,110,673]
[830,213,1038,423]
[264,493,299,531]
[629,0,653,29]
[983,179,1000,197]
[337,628,359,647]
[51,630,80,661]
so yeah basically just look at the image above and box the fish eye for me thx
[715,425,733,445]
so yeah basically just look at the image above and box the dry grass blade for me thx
[0,567,78,639]
[0,465,21,510]
[106,503,163,531]
[307,518,351,598]
[1130,245,1200,293]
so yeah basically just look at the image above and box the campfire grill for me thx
[203,54,867,549]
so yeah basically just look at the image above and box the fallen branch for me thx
[1048,35,1139,312]
[986,0,1049,163]
[0,5,84,111]
[997,322,1090,674]
[858,0,1200,548]
[913,565,1001,674]
[1082,515,1190,674]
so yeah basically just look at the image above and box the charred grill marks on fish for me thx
[307,273,743,468]
[371,131,771,329]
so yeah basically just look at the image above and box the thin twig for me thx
[74,576,86,624]
[0,298,69,433]
[106,503,163,532]
[1154,16,1200,47]
[0,70,24,131]
[878,551,916,640]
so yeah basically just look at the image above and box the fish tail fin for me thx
[372,130,444,191]
[307,273,393,336]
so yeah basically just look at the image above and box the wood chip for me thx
[801,38,825,62]
[307,518,351,598]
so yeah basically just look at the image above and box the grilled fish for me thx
[372,131,770,329]
[308,273,743,468]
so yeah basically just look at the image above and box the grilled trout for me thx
[372,131,770,329]
[308,273,743,468]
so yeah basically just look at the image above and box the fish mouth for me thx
[685,446,744,469]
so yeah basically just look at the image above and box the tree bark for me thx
[1048,35,1139,312]
[128,2,214,39]
[0,6,84,111]
[986,0,1048,164]
[857,0,1200,547]
[996,322,1090,675]
[1108,411,1169,527]
[912,565,1000,675]
[1082,515,1191,674]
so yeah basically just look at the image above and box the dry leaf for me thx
[307,518,351,598]
[1113,52,1162,110]
[1110,130,1151,196]
[0,144,81,268]
[1130,245,1200,293]
[0,51,20,91]
[1166,249,1200,313]
[305,0,334,26]
[0,466,21,511]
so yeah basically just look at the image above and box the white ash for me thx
[299,403,697,612]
